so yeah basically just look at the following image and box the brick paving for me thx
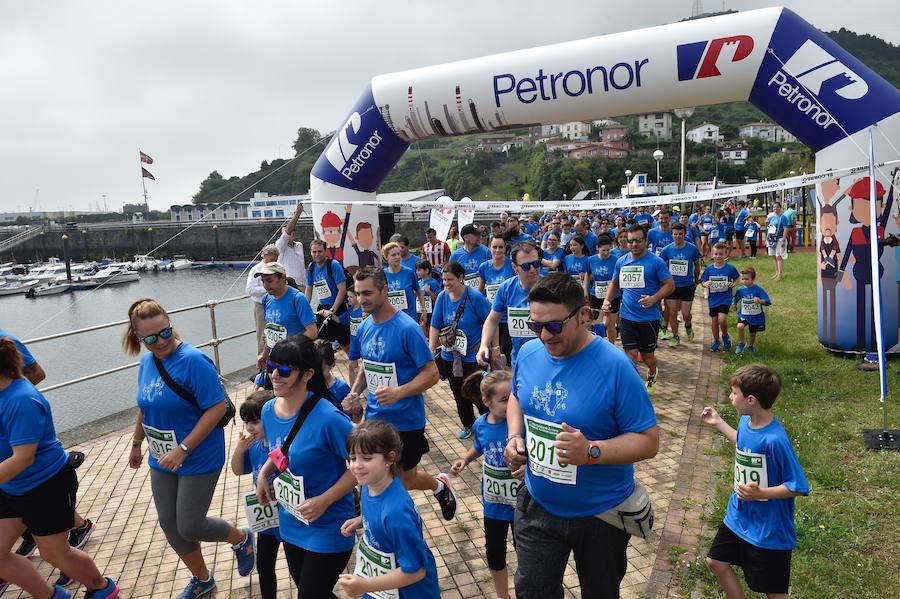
[5,305,725,598]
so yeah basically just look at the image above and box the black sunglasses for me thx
[526,304,584,335]
[266,360,298,378]
[517,259,542,272]
[139,326,174,346]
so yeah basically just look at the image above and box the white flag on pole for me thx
[458,197,475,229]
[429,195,455,240]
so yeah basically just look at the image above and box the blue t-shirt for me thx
[329,377,351,410]
[564,254,590,278]
[261,397,354,553]
[735,208,750,231]
[725,215,736,235]
[360,477,440,599]
[491,276,536,363]
[766,214,789,240]
[306,260,346,308]
[136,343,226,475]
[700,214,715,234]
[431,288,492,362]
[613,252,672,322]
[262,287,316,337]
[724,416,809,550]
[587,255,618,300]
[384,266,420,322]
[417,277,442,303]
[0,329,36,368]
[472,414,514,522]
[450,245,491,275]
[647,228,674,256]
[241,439,281,540]
[357,311,434,432]
[659,242,702,288]
[524,222,539,237]
[708,221,724,243]
[401,255,419,273]
[701,263,740,308]
[610,246,629,261]
[0,379,68,495]
[634,213,654,227]
[733,284,771,326]
[477,259,515,290]
[340,305,365,332]
[512,337,657,518]
[542,247,565,272]
[581,231,598,255]
[745,221,760,240]
[591,322,608,338]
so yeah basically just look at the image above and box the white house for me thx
[716,141,749,165]
[637,112,673,140]
[560,121,592,140]
[687,123,723,144]
[739,122,798,143]
[170,201,250,222]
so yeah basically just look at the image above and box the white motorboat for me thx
[0,280,39,296]
[130,255,159,271]
[89,266,140,285]
[25,282,72,297]
[172,255,194,270]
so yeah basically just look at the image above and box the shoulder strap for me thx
[451,287,470,327]
[153,354,199,410]
[280,395,321,454]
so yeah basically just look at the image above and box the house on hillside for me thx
[739,122,797,143]
[171,201,250,221]
[561,121,591,140]
[716,141,749,165]
[637,112,673,140]
[687,123,723,144]
[598,121,629,143]
[476,133,522,152]
[565,142,628,160]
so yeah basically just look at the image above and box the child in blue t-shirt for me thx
[316,339,351,411]
[701,364,809,598]
[230,390,281,599]
[700,243,740,352]
[339,420,440,599]
[732,267,772,355]
[416,260,442,337]
[744,216,760,260]
[450,371,519,599]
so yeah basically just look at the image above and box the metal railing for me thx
[0,226,42,253]
[23,295,255,394]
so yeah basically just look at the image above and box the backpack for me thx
[307,257,350,315]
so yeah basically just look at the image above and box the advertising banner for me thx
[457,196,475,228]
[311,203,381,270]
[429,195,455,240]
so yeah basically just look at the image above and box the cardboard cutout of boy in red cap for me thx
[319,205,351,262]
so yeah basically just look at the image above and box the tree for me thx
[761,152,793,181]
[193,171,228,203]
[292,127,323,155]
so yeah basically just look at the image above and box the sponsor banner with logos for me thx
[429,196,456,240]
[457,197,476,228]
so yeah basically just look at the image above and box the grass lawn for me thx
[684,251,900,598]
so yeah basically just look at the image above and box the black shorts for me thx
[316,313,351,347]
[737,318,766,333]
[724,232,734,242]
[707,524,792,594]
[619,318,659,353]
[0,465,77,536]
[590,295,621,314]
[667,284,696,303]
[397,427,430,471]
[709,304,730,317]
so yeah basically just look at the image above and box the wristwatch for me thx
[179,442,191,455]
[588,441,602,464]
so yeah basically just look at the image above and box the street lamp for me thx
[624,169,632,199]
[597,178,603,200]
[674,107,695,194]
[653,149,665,194]
[601,184,606,199]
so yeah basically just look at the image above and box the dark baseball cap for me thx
[461,224,479,238]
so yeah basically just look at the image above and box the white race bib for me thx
[593,280,610,300]
[452,329,468,355]
[745,228,756,239]
[485,284,500,302]
[415,295,433,314]
[350,316,363,337]
[767,224,778,237]
[244,491,279,533]
[483,463,521,506]
[669,260,688,277]
[142,424,176,462]
[264,322,287,349]
[709,276,729,293]
[353,535,399,599]
[507,307,535,338]
[464,273,481,289]
[363,359,399,389]
[619,265,645,289]
[709,229,719,240]
[387,290,408,311]
[524,414,576,485]
[734,448,768,500]
[313,279,332,301]
[274,471,308,524]
[741,298,762,316]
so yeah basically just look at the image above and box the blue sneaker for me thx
[49,585,71,599]
[710,341,721,352]
[84,577,119,598]
[457,428,473,440]
[233,528,255,576]
[722,335,732,350]
[735,342,746,355]
[175,575,216,599]
[747,345,757,354]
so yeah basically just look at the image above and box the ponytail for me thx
[0,337,24,380]
[462,368,512,406]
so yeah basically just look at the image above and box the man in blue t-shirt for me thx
[647,210,674,256]
[605,225,674,394]
[257,261,317,368]
[504,273,659,599]
[450,224,492,288]
[574,219,598,256]
[734,200,750,259]
[659,223,703,348]
[305,239,351,350]
[345,267,458,522]
[766,203,790,280]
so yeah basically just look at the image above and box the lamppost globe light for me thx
[625,169,632,179]
[673,107,695,119]
[653,149,664,161]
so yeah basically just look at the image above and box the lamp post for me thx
[653,149,664,195]
[597,178,603,200]
[213,224,220,261]
[601,184,606,199]
[61,234,72,282]
[674,107,695,194]
[624,169,632,199]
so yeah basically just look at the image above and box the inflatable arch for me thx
[309,7,900,353]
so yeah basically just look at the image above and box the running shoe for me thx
[735,342,746,355]
[232,528,255,576]
[83,577,118,598]
[722,335,732,350]
[646,373,657,395]
[747,345,757,354]
[710,341,721,352]
[49,585,71,599]
[669,335,680,349]
[15,534,36,557]
[659,327,670,341]
[433,473,458,521]
[55,572,74,587]
[69,519,96,549]
[456,428,473,440]
[175,575,216,599]
[685,326,694,341]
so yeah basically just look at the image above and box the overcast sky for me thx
[1,0,897,213]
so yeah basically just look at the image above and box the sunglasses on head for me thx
[266,360,298,378]
[526,304,584,335]
[139,326,174,346]
[517,259,542,272]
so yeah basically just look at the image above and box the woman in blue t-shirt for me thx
[254,335,357,597]
[542,233,565,272]
[382,242,427,325]
[0,338,119,599]
[564,236,590,283]
[125,299,254,599]
[429,261,492,439]
[478,236,515,302]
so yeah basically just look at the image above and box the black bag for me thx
[307,258,350,315]
[438,287,470,350]
[153,355,236,428]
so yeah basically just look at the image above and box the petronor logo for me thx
[324,111,383,182]
[781,39,868,100]
[677,35,754,81]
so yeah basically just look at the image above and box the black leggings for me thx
[440,358,487,429]
[485,516,514,571]
[498,322,513,368]
[283,542,352,598]
[257,532,282,599]
[749,238,758,258]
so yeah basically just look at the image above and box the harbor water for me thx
[1,268,260,433]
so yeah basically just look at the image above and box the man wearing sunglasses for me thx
[476,241,543,369]
[255,262,317,372]
[503,273,659,599]
[604,226,674,394]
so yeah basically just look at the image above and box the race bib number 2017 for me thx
[363,360,398,389]
[353,536,399,599]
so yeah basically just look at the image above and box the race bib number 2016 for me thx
[483,463,520,506]
[142,424,176,462]
[243,491,279,533]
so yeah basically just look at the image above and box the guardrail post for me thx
[207,300,221,374]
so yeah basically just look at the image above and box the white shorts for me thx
[767,238,788,258]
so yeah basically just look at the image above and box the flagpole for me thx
[139,150,149,212]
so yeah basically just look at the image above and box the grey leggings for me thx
[150,469,232,556]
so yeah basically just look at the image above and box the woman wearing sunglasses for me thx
[254,336,356,598]
[124,299,255,599]
[429,261,492,440]
[541,233,565,273]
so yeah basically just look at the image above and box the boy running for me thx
[732,267,772,355]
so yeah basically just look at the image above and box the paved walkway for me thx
[6,309,724,599]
